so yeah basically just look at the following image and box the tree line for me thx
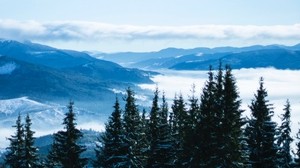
[3,64,300,167]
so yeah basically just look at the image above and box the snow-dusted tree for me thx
[277,99,293,167]
[5,113,25,168]
[294,124,300,167]
[123,87,144,167]
[147,87,161,167]
[147,91,175,167]
[220,65,246,167]
[245,78,278,168]
[192,67,218,167]
[94,97,128,168]
[171,93,188,166]
[46,101,87,168]
[24,113,39,168]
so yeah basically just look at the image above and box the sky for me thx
[0,0,300,52]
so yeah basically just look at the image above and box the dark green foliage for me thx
[24,114,39,168]
[94,97,128,168]
[123,87,143,167]
[277,99,293,167]
[245,78,278,168]
[194,67,219,167]
[294,124,300,166]
[46,101,87,168]
[147,91,175,168]
[220,65,246,167]
[5,113,25,168]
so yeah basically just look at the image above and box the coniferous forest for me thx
[3,64,300,168]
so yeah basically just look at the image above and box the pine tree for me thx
[46,101,87,168]
[147,88,161,167]
[220,65,245,167]
[277,99,293,167]
[294,124,300,167]
[24,113,39,168]
[148,91,174,167]
[184,84,200,167]
[5,113,25,168]
[123,87,143,167]
[193,67,218,167]
[171,93,188,166]
[94,97,128,168]
[245,77,278,168]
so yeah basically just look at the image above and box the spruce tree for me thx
[294,124,300,167]
[94,97,128,168]
[221,65,245,167]
[277,99,293,167]
[123,87,143,167]
[5,113,25,168]
[24,113,39,168]
[184,84,200,167]
[46,101,87,168]
[147,87,161,167]
[171,93,188,166]
[245,77,278,168]
[148,91,174,167]
[193,67,218,167]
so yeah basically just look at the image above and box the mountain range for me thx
[0,40,153,102]
[92,43,300,70]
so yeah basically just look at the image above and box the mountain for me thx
[91,43,300,68]
[171,49,300,70]
[0,40,153,102]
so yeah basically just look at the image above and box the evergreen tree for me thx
[94,97,128,168]
[220,65,245,167]
[24,113,39,168]
[277,99,293,167]
[147,87,160,167]
[184,84,200,167]
[245,77,278,168]
[171,93,188,166]
[123,87,143,167]
[5,113,25,168]
[148,91,174,167]
[46,101,87,168]
[193,67,218,167]
[294,124,300,167]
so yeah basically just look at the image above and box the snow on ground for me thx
[0,62,17,75]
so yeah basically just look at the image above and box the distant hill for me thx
[0,40,153,102]
[93,43,300,70]
[171,49,300,70]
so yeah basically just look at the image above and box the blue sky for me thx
[0,0,299,52]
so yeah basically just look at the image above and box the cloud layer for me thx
[0,20,300,42]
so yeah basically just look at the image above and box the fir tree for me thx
[171,93,188,166]
[24,113,39,168]
[123,87,143,167]
[94,97,128,168]
[147,88,160,167]
[148,91,174,167]
[46,101,87,168]
[220,65,245,167]
[277,99,293,167]
[5,113,25,168]
[193,67,218,167]
[245,77,278,168]
[294,123,300,167]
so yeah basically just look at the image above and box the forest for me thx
[2,64,300,168]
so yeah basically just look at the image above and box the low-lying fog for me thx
[140,68,300,147]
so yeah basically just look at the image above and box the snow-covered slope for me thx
[0,97,102,148]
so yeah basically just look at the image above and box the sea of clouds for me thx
[140,68,300,148]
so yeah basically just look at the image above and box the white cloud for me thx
[0,19,300,43]
[139,69,300,149]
